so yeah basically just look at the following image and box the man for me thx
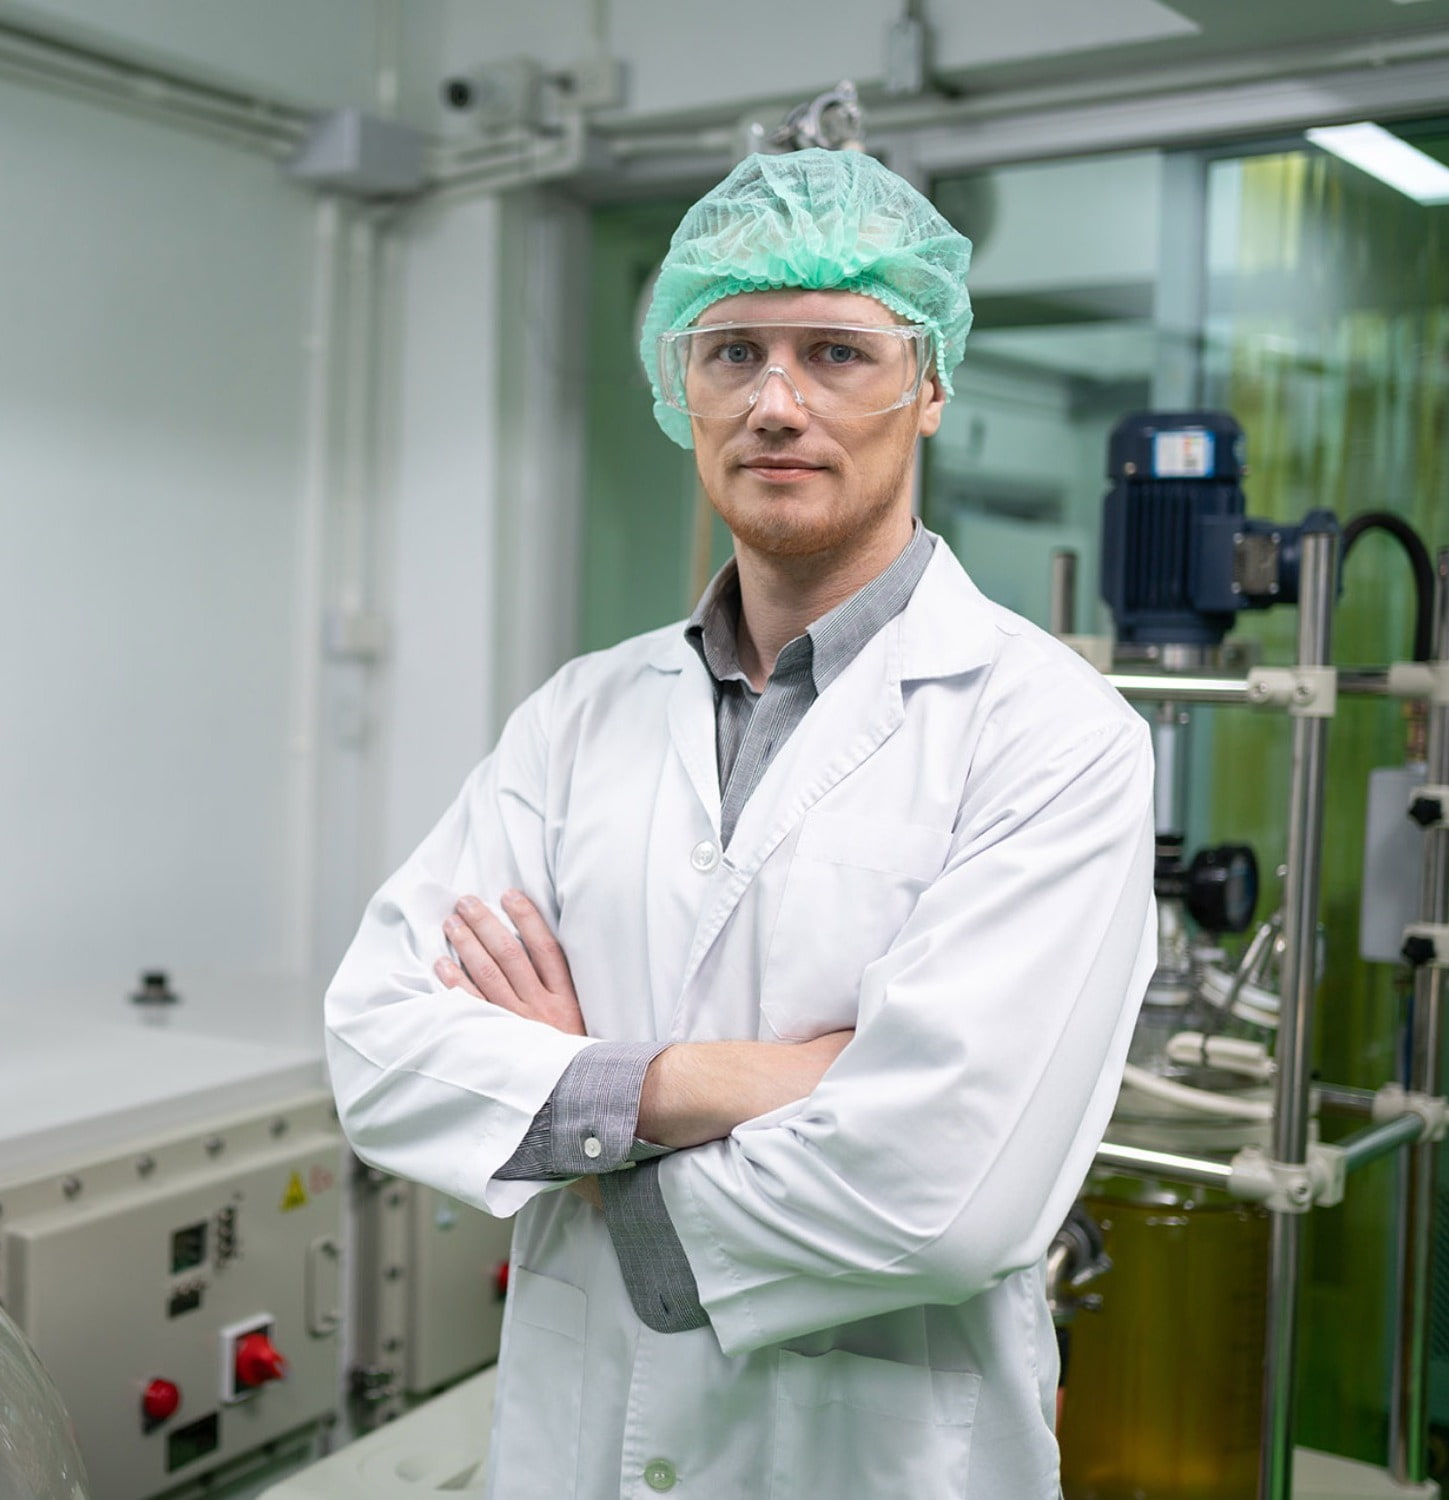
[326,148,1156,1499]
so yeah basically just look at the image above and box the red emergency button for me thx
[234,1331,288,1389]
[142,1378,181,1424]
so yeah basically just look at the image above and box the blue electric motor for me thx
[1100,411,1337,648]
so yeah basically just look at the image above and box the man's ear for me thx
[916,373,947,439]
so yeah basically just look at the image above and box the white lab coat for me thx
[326,540,1157,1500]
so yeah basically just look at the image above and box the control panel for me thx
[0,1093,343,1500]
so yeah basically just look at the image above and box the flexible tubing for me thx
[1342,511,1435,662]
[1165,1031,1275,1081]
[1120,1062,1275,1120]
[1200,964,1282,1019]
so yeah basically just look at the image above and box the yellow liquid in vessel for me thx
[1058,1182,1270,1500]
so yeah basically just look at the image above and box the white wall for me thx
[0,71,318,992]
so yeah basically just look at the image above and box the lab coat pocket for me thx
[770,1348,981,1499]
[761,812,950,1039]
[487,1268,587,1498]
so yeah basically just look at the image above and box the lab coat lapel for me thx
[663,648,722,832]
[662,540,1002,1013]
[639,645,726,1034]
[676,622,906,996]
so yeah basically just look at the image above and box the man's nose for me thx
[747,365,810,432]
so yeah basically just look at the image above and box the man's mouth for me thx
[738,456,829,481]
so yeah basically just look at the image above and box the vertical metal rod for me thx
[1259,528,1338,1500]
[1049,548,1078,638]
[1152,703,1186,836]
[1390,547,1449,1485]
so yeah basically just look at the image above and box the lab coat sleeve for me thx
[657,707,1158,1355]
[324,676,597,1218]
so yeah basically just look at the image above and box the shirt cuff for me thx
[600,1158,707,1333]
[494,1040,668,1180]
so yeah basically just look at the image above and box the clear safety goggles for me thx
[657,320,931,422]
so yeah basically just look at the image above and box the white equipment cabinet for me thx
[0,990,344,1500]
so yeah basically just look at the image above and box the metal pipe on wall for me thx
[1258,528,1338,1500]
[1390,548,1449,1486]
[284,196,342,979]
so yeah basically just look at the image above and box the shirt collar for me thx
[684,520,935,693]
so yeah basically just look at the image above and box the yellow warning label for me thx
[280,1172,309,1212]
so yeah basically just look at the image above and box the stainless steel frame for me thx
[1392,549,1449,1487]
[1092,531,1449,1497]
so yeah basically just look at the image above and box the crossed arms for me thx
[326,662,1157,1355]
[436,888,851,1165]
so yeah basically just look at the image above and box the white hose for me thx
[1199,963,1282,1027]
[1165,1031,1276,1082]
[1120,1062,1275,1121]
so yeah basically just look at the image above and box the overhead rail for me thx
[8,8,1449,198]
[0,12,312,155]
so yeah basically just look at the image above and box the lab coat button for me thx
[582,1135,603,1159]
[690,839,720,872]
[643,1459,677,1491]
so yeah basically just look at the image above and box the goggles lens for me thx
[658,321,928,420]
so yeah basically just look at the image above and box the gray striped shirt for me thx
[687,521,935,846]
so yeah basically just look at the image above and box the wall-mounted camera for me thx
[441,57,547,132]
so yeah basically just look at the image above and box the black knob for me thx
[1409,796,1443,829]
[131,970,179,1006]
[1403,934,1438,967]
[1185,844,1259,933]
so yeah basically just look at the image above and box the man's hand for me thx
[436,891,587,1037]
[638,1032,854,1149]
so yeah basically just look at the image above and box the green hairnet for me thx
[639,148,973,449]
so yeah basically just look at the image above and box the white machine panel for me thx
[0,1094,344,1500]
[349,1175,511,1422]
[406,1188,511,1397]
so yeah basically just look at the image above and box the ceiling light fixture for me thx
[1305,122,1449,204]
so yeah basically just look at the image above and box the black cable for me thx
[1341,510,1435,661]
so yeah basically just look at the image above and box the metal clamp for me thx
[1387,659,1449,706]
[1229,1142,1346,1211]
[1407,785,1449,830]
[1401,923,1449,969]
[1372,1083,1449,1143]
[1245,665,1337,717]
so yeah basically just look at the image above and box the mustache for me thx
[728,446,835,469]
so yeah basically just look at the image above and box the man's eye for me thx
[821,343,862,365]
[717,342,754,364]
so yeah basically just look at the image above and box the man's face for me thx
[688,288,945,565]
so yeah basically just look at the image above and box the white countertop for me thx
[259,1366,497,1498]
[0,972,329,1176]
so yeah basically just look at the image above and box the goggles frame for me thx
[657,320,932,421]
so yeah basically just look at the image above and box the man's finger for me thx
[434,956,485,1001]
[455,896,545,1006]
[501,890,574,994]
[443,912,519,1010]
